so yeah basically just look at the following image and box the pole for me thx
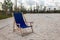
[15,0,17,11]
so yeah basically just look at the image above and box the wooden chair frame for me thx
[13,12,34,36]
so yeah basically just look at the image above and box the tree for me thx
[43,6,46,12]
[20,3,26,12]
[40,5,43,11]
[2,0,13,15]
[54,8,56,12]
[36,5,40,13]
[2,0,7,14]
[48,8,51,11]
[29,6,32,12]
[33,7,35,12]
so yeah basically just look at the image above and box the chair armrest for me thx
[26,22,34,27]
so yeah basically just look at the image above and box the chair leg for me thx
[20,28,23,35]
[13,21,16,32]
[13,28,15,32]
[31,27,33,33]
[17,27,23,36]
[13,25,15,32]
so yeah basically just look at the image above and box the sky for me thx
[0,0,60,9]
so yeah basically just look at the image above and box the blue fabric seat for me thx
[14,12,31,28]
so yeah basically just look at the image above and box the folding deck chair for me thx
[13,12,33,36]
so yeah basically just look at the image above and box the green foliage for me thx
[0,14,12,20]
[2,0,13,14]
[0,11,12,20]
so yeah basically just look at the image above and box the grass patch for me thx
[0,13,12,20]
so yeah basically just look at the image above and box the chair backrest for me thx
[14,12,27,28]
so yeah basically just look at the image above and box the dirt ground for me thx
[0,13,60,40]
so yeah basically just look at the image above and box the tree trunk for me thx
[5,7,7,16]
